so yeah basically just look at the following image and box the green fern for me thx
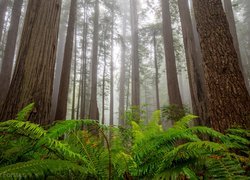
[16,103,35,121]
[0,160,87,180]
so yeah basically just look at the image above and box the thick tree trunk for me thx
[130,0,140,108]
[193,0,250,132]
[0,0,61,124]
[178,0,208,126]
[161,0,183,108]
[0,0,8,44]
[0,0,23,104]
[119,12,127,126]
[89,0,99,121]
[153,30,160,110]
[55,0,76,120]
[223,0,250,94]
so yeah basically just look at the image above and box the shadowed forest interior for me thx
[0,0,249,179]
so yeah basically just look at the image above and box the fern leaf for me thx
[47,120,95,139]
[0,160,86,179]
[16,103,35,121]
[173,114,198,130]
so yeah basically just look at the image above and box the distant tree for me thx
[130,0,140,108]
[118,7,127,126]
[193,0,250,131]
[0,0,8,45]
[55,0,77,120]
[109,0,114,126]
[0,0,23,104]
[0,0,61,124]
[89,0,100,121]
[79,1,89,119]
[161,0,183,108]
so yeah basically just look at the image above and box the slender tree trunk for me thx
[55,0,76,120]
[102,38,107,125]
[223,0,250,94]
[89,0,99,121]
[80,3,88,119]
[0,0,8,44]
[0,0,61,124]
[178,0,208,126]
[193,0,250,132]
[109,0,114,126]
[119,12,127,126]
[50,21,67,122]
[153,30,160,110]
[130,0,140,108]
[161,0,183,108]
[126,63,131,112]
[71,27,77,119]
[0,0,23,104]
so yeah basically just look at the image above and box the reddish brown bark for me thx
[89,0,99,121]
[0,0,23,104]
[0,0,61,124]
[55,0,76,120]
[193,0,250,132]
[178,0,208,126]
[161,0,183,108]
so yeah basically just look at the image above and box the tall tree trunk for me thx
[89,0,99,121]
[177,0,208,126]
[0,0,8,44]
[0,0,23,104]
[71,27,77,119]
[109,0,114,126]
[193,0,250,132]
[161,0,183,108]
[102,39,106,125]
[50,20,67,122]
[223,0,250,94]
[153,30,160,110]
[80,3,88,119]
[55,0,76,120]
[119,12,127,126]
[0,0,61,124]
[130,0,140,108]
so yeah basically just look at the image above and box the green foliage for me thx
[161,104,189,122]
[0,104,249,179]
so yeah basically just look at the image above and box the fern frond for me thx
[158,141,225,172]
[0,160,86,179]
[187,126,224,139]
[16,103,35,121]
[0,120,46,139]
[172,114,198,130]
[47,119,96,139]
[205,156,247,179]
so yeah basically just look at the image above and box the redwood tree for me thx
[193,0,250,131]
[0,0,61,124]
[0,0,8,44]
[161,0,183,108]
[0,0,23,104]
[89,0,99,120]
[177,0,208,125]
[55,0,76,120]
[130,0,140,108]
